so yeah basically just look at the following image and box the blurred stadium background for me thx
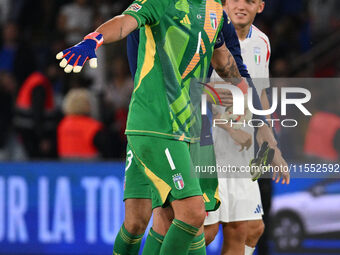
[0,0,339,254]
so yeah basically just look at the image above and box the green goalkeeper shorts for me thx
[123,135,220,210]
[124,135,202,209]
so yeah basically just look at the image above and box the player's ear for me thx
[257,0,265,14]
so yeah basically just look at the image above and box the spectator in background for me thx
[57,0,93,45]
[0,22,36,84]
[14,71,59,159]
[58,88,121,159]
[304,89,340,162]
[0,22,18,73]
[304,111,340,162]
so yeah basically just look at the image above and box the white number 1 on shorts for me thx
[165,148,176,170]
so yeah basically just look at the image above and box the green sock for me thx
[188,233,206,254]
[113,224,144,255]
[142,228,164,255]
[160,219,199,255]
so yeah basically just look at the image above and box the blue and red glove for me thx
[56,32,104,73]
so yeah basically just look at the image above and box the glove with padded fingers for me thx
[56,32,103,73]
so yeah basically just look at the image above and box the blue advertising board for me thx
[0,162,125,255]
[0,162,225,255]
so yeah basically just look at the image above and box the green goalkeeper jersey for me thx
[124,0,223,142]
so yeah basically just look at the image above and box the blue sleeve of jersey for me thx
[214,30,225,49]
[126,29,139,79]
[222,11,250,78]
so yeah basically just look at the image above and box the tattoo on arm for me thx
[215,50,242,85]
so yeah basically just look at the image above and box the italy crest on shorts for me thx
[210,12,217,30]
[254,47,261,65]
[173,173,185,190]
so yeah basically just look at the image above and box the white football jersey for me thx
[239,24,271,95]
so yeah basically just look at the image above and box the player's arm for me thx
[96,15,138,44]
[211,43,243,85]
[257,102,289,184]
[256,38,289,184]
[261,90,272,123]
[56,0,170,73]
[256,91,290,185]
[208,30,246,106]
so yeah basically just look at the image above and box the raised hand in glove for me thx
[56,32,103,73]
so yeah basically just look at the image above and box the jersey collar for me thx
[246,25,253,39]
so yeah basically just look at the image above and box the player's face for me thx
[225,0,265,28]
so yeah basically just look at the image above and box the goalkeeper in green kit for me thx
[56,0,255,254]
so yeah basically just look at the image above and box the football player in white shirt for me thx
[204,1,288,255]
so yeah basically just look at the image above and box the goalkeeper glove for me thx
[56,32,103,73]
[249,142,275,181]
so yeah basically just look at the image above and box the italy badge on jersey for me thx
[210,12,217,30]
[254,47,261,65]
[173,174,185,190]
